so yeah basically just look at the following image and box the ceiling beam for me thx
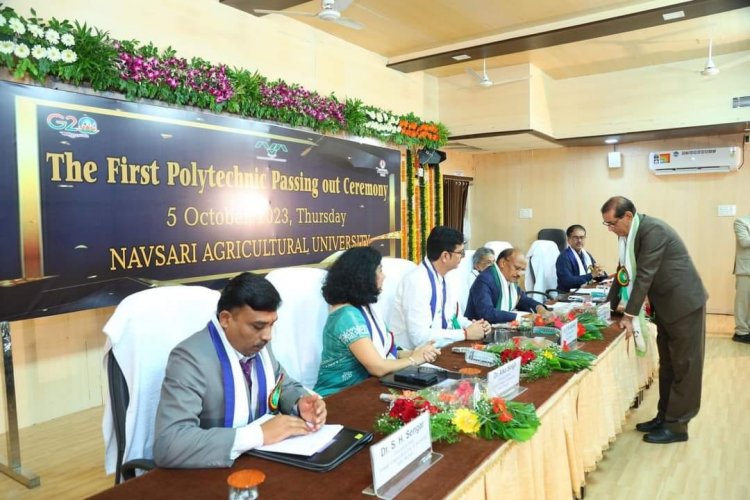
[449,122,750,148]
[387,0,749,73]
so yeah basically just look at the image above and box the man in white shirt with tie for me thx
[392,226,490,349]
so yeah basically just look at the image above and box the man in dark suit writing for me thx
[602,196,707,444]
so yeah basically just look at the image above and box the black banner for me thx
[0,81,401,321]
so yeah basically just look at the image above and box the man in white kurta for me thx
[392,226,490,349]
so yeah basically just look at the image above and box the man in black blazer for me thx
[602,196,707,444]
[465,248,546,324]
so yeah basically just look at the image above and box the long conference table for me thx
[90,321,658,500]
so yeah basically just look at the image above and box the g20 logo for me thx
[46,113,100,138]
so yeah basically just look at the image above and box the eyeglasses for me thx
[569,235,586,241]
[602,217,621,227]
[449,249,466,258]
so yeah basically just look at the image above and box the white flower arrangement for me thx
[1,13,78,67]
[45,28,60,45]
[61,33,75,47]
[362,108,401,135]
[13,43,30,58]
[61,48,77,63]
[28,23,44,38]
[47,46,61,62]
[31,44,47,59]
[8,16,25,34]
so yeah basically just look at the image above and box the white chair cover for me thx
[375,257,418,327]
[483,240,513,258]
[445,249,476,312]
[265,267,328,389]
[102,285,220,475]
[525,240,561,293]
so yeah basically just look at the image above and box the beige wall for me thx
[467,134,748,315]
[2,0,437,429]
[1,308,112,430]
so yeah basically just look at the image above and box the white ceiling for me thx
[224,0,750,151]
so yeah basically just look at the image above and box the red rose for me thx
[389,398,419,423]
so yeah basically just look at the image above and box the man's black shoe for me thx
[733,334,750,344]
[635,416,663,432]
[643,427,688,444]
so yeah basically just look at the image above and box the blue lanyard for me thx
[357,305,397,358]
[208,321,268,425]
[422,260,447,328]
[208,321,236,428]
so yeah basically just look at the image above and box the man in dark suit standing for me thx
[601,196,707,444]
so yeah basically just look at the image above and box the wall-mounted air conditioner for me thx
[649,147,742,175]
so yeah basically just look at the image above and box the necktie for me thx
[240,358,253,391]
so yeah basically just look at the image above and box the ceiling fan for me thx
[255,0,364,30]
[465,59,529,88]
[700,38,720,76]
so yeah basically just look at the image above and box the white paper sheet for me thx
[253,414,344,456]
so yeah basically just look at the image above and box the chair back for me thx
[525,240,561,293]
[375,257,418,326]
[102,285,220,482]
[483,240,513,258]
[537,228,567,253]
[444,249,476,312]
[265,267,328,388]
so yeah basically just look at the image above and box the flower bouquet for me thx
[574,312,608,341]
[374,379,540,444]
[480,337,597,381]
[507,309,607,343]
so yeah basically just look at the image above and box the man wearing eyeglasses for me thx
[392,226,491,349]
[465,247,547,324]
[601,196,707,445]
[556,224,608,293]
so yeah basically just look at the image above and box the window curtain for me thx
[443,175,471,233]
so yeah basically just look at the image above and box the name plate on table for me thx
[597,303,611,322]
[560,318,579,349]
[366,412,442,499]
[487,357,525,399]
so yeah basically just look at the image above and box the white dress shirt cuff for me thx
[229,422,264,460]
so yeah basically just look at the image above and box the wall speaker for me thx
[607,152,622,169]
[418,148,447,165]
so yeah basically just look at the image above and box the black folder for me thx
[246,427,373,472]
[380,366,463,390]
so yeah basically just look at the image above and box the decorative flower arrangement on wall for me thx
[0,4,449,148]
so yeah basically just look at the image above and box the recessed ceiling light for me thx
[452,54,471,61]
[662,10,684,21]
[605,138,618,144]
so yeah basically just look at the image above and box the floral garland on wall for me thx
[405,150,416,262]
[0,4,449,149]
[0,4,450,263]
